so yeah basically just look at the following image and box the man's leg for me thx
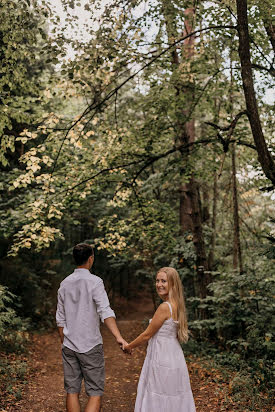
[66,393,81,412]
[62,346,83,412]
[84,395,101,412]
[78,345,105,412]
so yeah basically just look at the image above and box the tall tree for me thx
[161,1,209,301]
[236,0,275,186]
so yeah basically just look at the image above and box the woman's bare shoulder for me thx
[155,302,170,318]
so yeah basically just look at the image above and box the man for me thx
[56,243,128,412]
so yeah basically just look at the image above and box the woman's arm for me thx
[124,303,170,352]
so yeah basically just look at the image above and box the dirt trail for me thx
[4,298,224,411]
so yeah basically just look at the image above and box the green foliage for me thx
[189,254,275,390]
[0,0,59,166]
[2,0,273,257]
[0,286,16,332]
[0,0,66,258]
[0,285,29,352]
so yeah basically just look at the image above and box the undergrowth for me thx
[0,285,30,407]
[183,338,274,411]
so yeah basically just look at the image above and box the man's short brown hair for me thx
[73,243,94,266]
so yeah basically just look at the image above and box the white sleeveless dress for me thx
[134,302,196,412]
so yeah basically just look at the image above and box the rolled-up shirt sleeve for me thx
[93,279,115,322]
[56,289,66,327]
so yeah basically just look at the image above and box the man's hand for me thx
[58,327,64,344]
[123,344,132,354]
[116,336,129,351]
[104,317,132,353]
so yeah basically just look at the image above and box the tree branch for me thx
[205,110,248,152]
[205,110,247,133]
[251,63,275,77]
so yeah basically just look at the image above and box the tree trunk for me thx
[190,178,210,298]
[202,184,210,223]
[182,5,210,295]
[208,171,218,270]
[162,0,210,301]
[231,144,243,274]
[208,63,220,271]
[236,0,275,185]
[179,182,193,232]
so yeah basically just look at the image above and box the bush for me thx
[0,285,30,352]
[0,285,30,407]
[188,255,275,390]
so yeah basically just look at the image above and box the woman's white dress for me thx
[134,302,196,412]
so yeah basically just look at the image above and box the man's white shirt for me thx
[56,268,115,353]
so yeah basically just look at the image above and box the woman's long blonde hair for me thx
[157,267,189,343]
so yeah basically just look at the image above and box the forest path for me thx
[4,298,224,412]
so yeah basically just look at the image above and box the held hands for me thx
[116,336,132,354]
[123,344,132,354]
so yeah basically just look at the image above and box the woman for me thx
[124,267,196,412]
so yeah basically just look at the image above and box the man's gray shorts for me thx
[62,344,105,396]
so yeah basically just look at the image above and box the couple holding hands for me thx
[56,243,196,412]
